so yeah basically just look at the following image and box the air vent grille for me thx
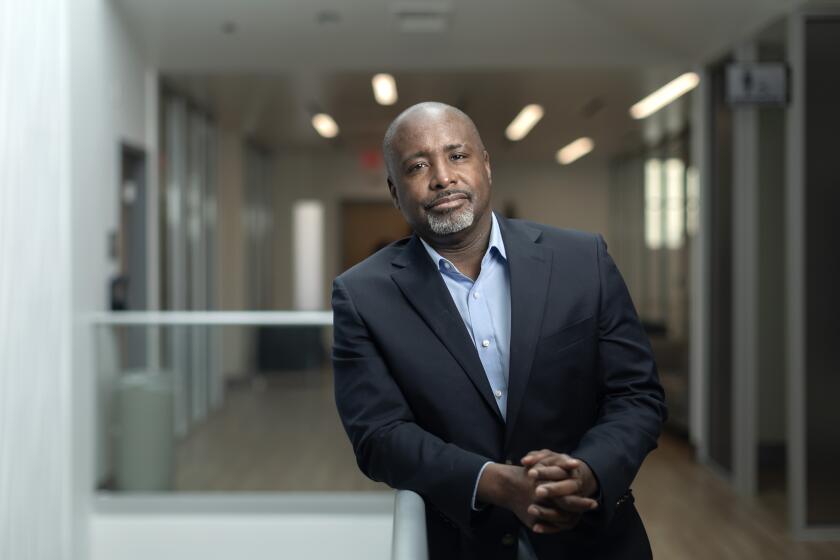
[390,1,452,33]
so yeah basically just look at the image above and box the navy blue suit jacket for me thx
[332,215,666,559]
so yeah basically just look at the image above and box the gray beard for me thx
[427,205,475,235]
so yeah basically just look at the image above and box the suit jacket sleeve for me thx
[571,234,667,526]
[332,276,491,531]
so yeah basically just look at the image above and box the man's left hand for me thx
[520,450,600,533]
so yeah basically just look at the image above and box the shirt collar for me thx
[419,211,507,273]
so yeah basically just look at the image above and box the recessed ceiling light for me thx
[372,74,398,106]
[311,113,339,138]
[630,73,700,120]
[505,104,544,141]
[556,137,594,165]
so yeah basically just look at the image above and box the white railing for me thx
[391,491,428,560]
[84,310,333,326]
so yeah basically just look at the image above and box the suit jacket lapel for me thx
[391,235,505,423]
[498,217,553,448]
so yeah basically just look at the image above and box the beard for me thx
[426,202,475,235]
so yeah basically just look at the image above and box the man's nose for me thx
[430,162,455,189]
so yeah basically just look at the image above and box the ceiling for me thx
[167,68,693,162]
[117,0,800,71]
[119,0,801,159]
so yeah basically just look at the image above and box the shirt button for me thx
[443,262,451,269]
[473,292,480,299]
[494,390,502,398]
[482,339,490,348]
[501,533,516,546]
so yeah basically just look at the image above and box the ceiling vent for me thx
[391,1,452,33]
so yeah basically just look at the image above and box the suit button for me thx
[501,533,516,546]
[504,459,513,465]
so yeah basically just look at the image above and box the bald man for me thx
[332,102,666,559]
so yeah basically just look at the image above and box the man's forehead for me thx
[391,112,476,152]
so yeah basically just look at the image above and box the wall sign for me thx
[726,63,788,105]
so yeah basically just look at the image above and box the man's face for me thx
[386,109,492,239]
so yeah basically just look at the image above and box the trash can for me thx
[115,370,175,491]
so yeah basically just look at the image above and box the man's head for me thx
[383,102,492,240]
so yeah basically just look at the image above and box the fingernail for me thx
[534,525,543,533]
[536,486,547,496]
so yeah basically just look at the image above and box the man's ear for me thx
[387,177,400,209]
[483,150,492,185]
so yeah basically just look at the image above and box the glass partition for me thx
[91,312,383,494]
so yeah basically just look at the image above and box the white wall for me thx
[68,0,154,556]
[492,159,611,238]
[216,127,250,378]
[0,0,153,556]
[0,1,74,558]
[217,128,247,312]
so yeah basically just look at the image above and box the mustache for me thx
[425,189,471,210]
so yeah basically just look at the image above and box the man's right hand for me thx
[521,450,600,533]
[476,463,581,532]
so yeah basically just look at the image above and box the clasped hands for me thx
[477,450,599,534]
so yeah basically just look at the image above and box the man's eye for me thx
[451,153,466,160]
[407,163,425,173]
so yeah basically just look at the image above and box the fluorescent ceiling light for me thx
[311,113,339,138]
[629,72,700,120]
[556,137,594,165]
[372,73,398,106]
[505,104,544,141]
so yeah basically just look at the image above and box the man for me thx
[332,102,666,559]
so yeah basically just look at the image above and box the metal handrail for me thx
[391,490,428,560]
[82,310,333,326]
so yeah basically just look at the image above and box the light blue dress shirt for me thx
[419,212,512,419]
[420,213,538,560]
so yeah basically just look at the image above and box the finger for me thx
[527,465,571,480]
[535,479,582,499]
[521,449,553,465]
[527,504,578,523]
[532,453,581,470]
[550,495,600,513]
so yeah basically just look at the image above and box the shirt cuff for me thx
[471,461,494,511]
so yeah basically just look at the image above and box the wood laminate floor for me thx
[176,369,382,491]
[635,440,840,559]
[175,369,840,558]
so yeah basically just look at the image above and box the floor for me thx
[176,369,381,492]
[635,439,840,559]
[174,369,840,559]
